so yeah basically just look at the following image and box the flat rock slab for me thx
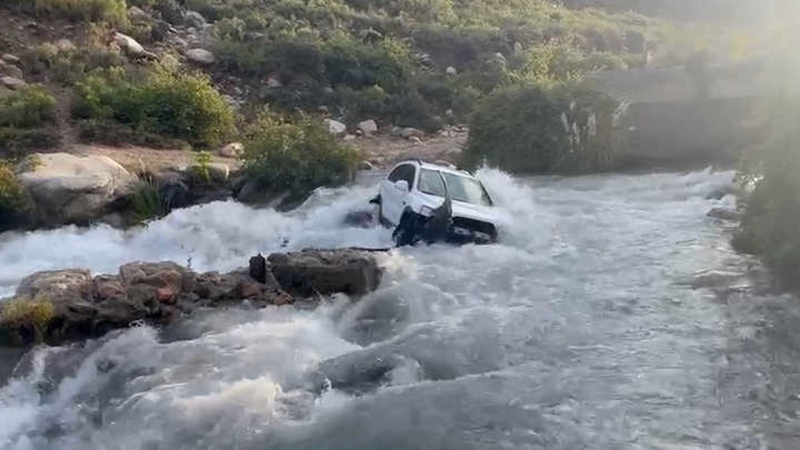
[268,249,383,297]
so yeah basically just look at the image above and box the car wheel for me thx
[393,211,419,247]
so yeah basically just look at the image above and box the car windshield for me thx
[418,169,493,206]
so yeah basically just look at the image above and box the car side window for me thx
[388,165,405,182]
[388,164,416,189]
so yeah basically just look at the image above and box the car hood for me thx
[414,193,511,228]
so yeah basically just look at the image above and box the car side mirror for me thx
[395,180,409,193]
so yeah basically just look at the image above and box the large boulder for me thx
[186,48,215,65]
[358,120,378,135]
[268,249,383,297]
[18,153,138,225]
[114,32,145,56]
[184,11,207,29]
[4,269,150,346]
[218,142,243,158]
[1,250,384,347]
[0,64,24,80]
[1,76,26,90]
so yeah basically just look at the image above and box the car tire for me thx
[393,211,419,247]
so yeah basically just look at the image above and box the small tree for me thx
[242,111,362,196]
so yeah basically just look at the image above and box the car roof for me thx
[394,160,476,178]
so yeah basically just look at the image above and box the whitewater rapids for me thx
[1,168,796,449]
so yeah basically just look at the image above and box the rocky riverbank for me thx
[0,248,384,348]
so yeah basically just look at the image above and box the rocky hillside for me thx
[0,0,752,232]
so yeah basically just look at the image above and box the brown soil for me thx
[75,144,241,173]
[353,130,467,168]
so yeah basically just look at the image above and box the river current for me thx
[1,168,798,449]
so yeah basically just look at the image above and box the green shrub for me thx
[73,66,236,148]
[0,85,57,129]
[0,160,32,231]
[0,297,55,344]
[734,97,800,287]
[75,120,190,150]
[190,150,213,184]
[0,127,61,157]
[5,0,127,23]
[242,111,362,195]
[131,175,169,224]
[23,43,125,86]
[462,83,618,173]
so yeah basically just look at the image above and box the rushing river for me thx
[1,168,798,449]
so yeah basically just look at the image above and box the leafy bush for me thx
[73,66,236,148]
[5,0,127,23]
[0,160,32,231]
[0,297,56,344]
[75,120,190,150]
[0,85,57,129]
[0,128,61,157]
[242,111,362,195]
[462,83,618,173]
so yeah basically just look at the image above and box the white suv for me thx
[373,160,507,246]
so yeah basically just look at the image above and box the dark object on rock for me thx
[249,254,268,283]
[160,180,192,210]
[268,249,383,297]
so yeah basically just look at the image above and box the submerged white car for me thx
[373,160,508,246]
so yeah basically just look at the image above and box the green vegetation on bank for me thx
[5,0,127,23]
[72,65,236,148]
[242,110,362,197]
[206,0,679,130]
[462,83,618,173]
[0,160,32,231]
[733,97,800,288]
[0,85,60,157]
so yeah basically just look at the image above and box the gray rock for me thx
[445,66,457,76]
[268,249,383,297]
[1,76,26,90]
[207,163,230,182]
[400,127,423,139]
[218,142,243,158]
[325,119,347,137]
[18,153,138,225]
[1,65,24,80]
[707,207,740,221]
[343,134,357,142]
[186,48,215,65]
[1,249,381,346]
[114,32,146,56]
[358,120,378,135]
[127,5,149,20]
[267,76,282,88]
[54,38,76,52]
[359,160,375,171]
[184,10,207,29]
[1,54,20,64]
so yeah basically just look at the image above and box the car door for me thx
[381,163,416,225]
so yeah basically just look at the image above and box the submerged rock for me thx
[707,207,740,221]
[1,249,384,347]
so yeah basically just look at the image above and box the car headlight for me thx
[420,206,434,217]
